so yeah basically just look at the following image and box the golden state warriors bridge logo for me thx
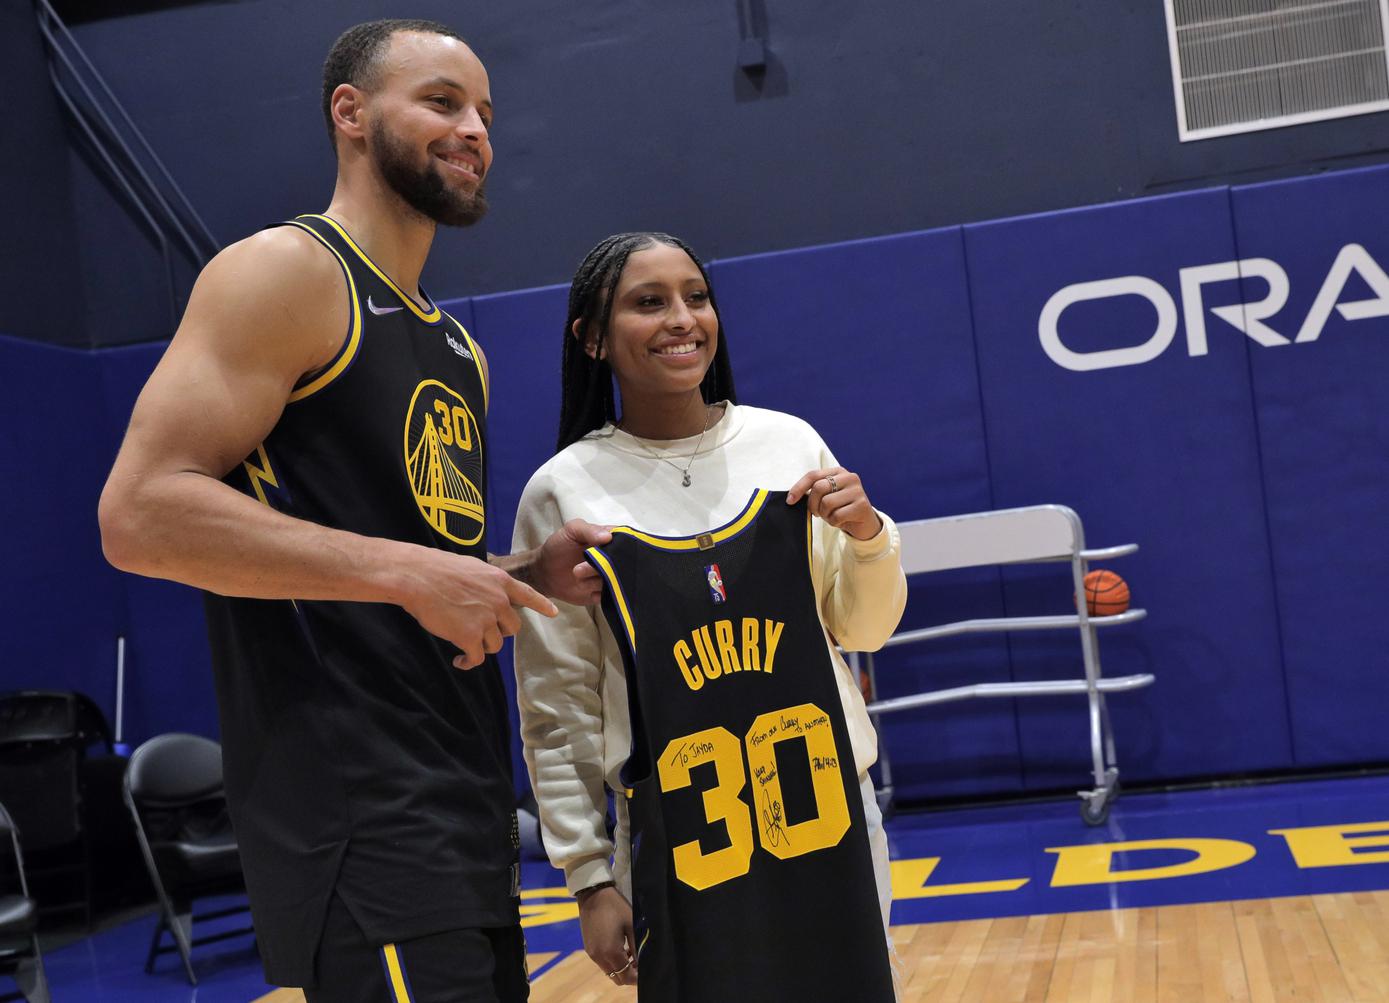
[404,379,485,545]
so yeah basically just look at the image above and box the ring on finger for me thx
[826,474,839,492]
[607,958,633,978]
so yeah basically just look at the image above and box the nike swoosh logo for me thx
[367,295,404,315]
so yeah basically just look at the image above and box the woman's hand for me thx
[578,884,638,986]
[786,467,883,541]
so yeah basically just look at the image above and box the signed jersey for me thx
[586,490,895,1002]
[202,214,517,986]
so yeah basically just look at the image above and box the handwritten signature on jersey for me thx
[762,788,791,847]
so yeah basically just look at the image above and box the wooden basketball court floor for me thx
[38,772,1389,1001]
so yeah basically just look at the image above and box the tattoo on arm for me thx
[489,549,539,587]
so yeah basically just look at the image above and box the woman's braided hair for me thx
[555,232,737,452]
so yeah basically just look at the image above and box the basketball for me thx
[1083,569,1130,616]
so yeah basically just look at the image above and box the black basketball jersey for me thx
[585,490,896,1003]
[202,214,518,986]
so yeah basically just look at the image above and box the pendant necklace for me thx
[631,404,715,487]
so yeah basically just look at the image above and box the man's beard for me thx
[372,124,488,227]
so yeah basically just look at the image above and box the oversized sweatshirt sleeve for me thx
[813,440,908,652]
[512,473,615,893]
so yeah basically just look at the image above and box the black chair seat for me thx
[0,896,36,935]
[153,830,241,885]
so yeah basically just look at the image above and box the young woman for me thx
[512,232,906,997]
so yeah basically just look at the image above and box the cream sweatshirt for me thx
[511,403,907,893]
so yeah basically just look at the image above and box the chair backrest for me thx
[0,691,78,746]
[0,689,112,753]
[0,694,88,848]
[895,504,1084,575]
[125,734,225,809]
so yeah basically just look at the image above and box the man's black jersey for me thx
[202,214,517,986]
[585,490,895,1002]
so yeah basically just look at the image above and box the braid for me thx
[556,233,739,452]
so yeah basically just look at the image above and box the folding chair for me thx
[0,802,50,1003]
[0,690,111,928]
[853,504,1151,824]
[123,733,250,985]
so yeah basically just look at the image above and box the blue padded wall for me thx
[0,335,124,718]
[962,189,1291,787]
[1229,165,1389,767]
[707,232,1021,800]
[0,334,219,745]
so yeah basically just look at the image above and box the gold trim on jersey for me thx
[590,490,773,658]
[283,222,364,403]
[298,214,444,324]
[586,547,637,649]
[609,490,770,551]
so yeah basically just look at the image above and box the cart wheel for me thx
[1080,798,1110,826]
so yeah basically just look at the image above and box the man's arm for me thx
[98,226,554,668]
[491,520,608,608]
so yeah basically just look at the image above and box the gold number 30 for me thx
[655,702,851,891]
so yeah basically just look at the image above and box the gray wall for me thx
[5,0,1389,346]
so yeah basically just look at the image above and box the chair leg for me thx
[15,940,51,1003]
[169,899,197,986]
[144,913,164,973]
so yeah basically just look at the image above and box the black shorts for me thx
[304,892,529,1003]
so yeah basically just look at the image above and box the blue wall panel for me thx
[0,334,217,745]
[708,231,1020,801]
[963,189,1291,787]
[1229,165,1389,767]
[0,335,123,723]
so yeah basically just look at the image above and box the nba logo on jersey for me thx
[705,564,727,604]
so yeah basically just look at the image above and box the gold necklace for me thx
[628,404,715,487]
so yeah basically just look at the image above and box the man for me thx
[98,19,601,1002]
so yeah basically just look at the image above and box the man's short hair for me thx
[321,19,468,151]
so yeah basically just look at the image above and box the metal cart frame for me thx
[851,504,1152,825]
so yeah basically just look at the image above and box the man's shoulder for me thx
[176,224,348,369]
[210,225,342,288]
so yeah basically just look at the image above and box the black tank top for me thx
[586,490,896,1003]
[203,214,517,985]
